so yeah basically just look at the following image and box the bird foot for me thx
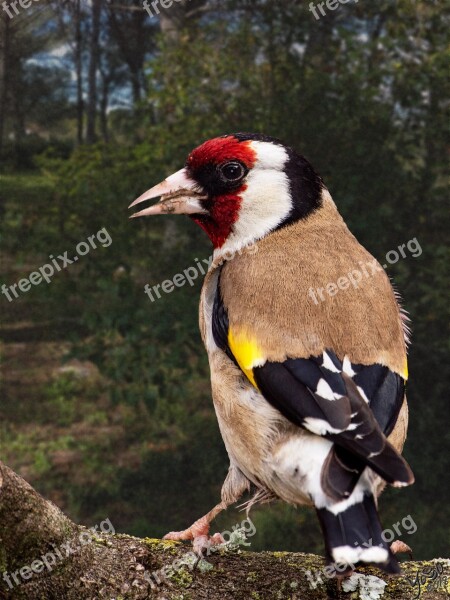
[390,540,413,559]
[193,533,226,556]
[163,517,225,556]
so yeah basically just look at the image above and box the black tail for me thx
[316,493,401,574]
[322,441,414,502]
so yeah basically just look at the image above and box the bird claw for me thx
[163,527,225,556]
[193,533,226,556]
[390,540,413,559]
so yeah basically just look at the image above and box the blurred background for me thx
[0,0,448,561]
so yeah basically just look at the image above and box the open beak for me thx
[129,168,209,218]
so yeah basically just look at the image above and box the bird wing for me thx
[212,283,414,501]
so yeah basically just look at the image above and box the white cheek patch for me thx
[235,169,292,236]
[250,141,289,169]
[213,141,292,261]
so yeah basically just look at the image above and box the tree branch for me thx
[0,461,448,599]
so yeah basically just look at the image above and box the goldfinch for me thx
[129,133,414,573]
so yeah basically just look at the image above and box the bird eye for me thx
[219,161,246,183]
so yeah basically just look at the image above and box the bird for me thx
[129,133,414,574]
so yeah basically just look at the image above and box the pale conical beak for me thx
[128,168,209,218]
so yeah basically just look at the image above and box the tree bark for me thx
[74,0,84,145]
[86,0,101,144]
[0,14,9,155]
[0,461,448,600]
[99,67,110,143]
[51,0,85,144]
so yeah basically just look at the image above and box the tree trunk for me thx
[74,0,84,145]
[86,0,101,144]
[99,70,109,143]
[0,462,448,600]
[106,2,146,107]
[0,14,9,155]
[130,69,141,105]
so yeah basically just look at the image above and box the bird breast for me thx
[200,268,330,507]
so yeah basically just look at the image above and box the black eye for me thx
[219,161,246,183]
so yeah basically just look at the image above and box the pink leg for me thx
[163,465,251,555]
[390,540,413,559]
[163,502,226,555]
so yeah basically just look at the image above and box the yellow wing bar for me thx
[227,328,266,388]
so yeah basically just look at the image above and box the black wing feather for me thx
[254,361,413,500]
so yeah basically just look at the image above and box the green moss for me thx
[0,547,8,573]
[167,566,193,587]
[246,571,257,582]
[92,535,109,546]
[143,537,180,554]
[272,551,289,559]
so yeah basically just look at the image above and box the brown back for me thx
[218,192,408,377]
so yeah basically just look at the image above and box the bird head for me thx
[129,133,324,254]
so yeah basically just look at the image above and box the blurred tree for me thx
[106,0,156,106]
[0,4,69,164]
[52,0,89,144]
[86,0,102,143]
[0,13,9,154]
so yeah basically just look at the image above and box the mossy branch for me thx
[0,461,448,600]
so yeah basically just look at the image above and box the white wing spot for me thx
[369,451,381,458]
[316,378,336,401]
[342,356,356,377]
[322,351,341,373]
[303,417,343,436]
[346,423,359,431]
[357,386,370,404]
